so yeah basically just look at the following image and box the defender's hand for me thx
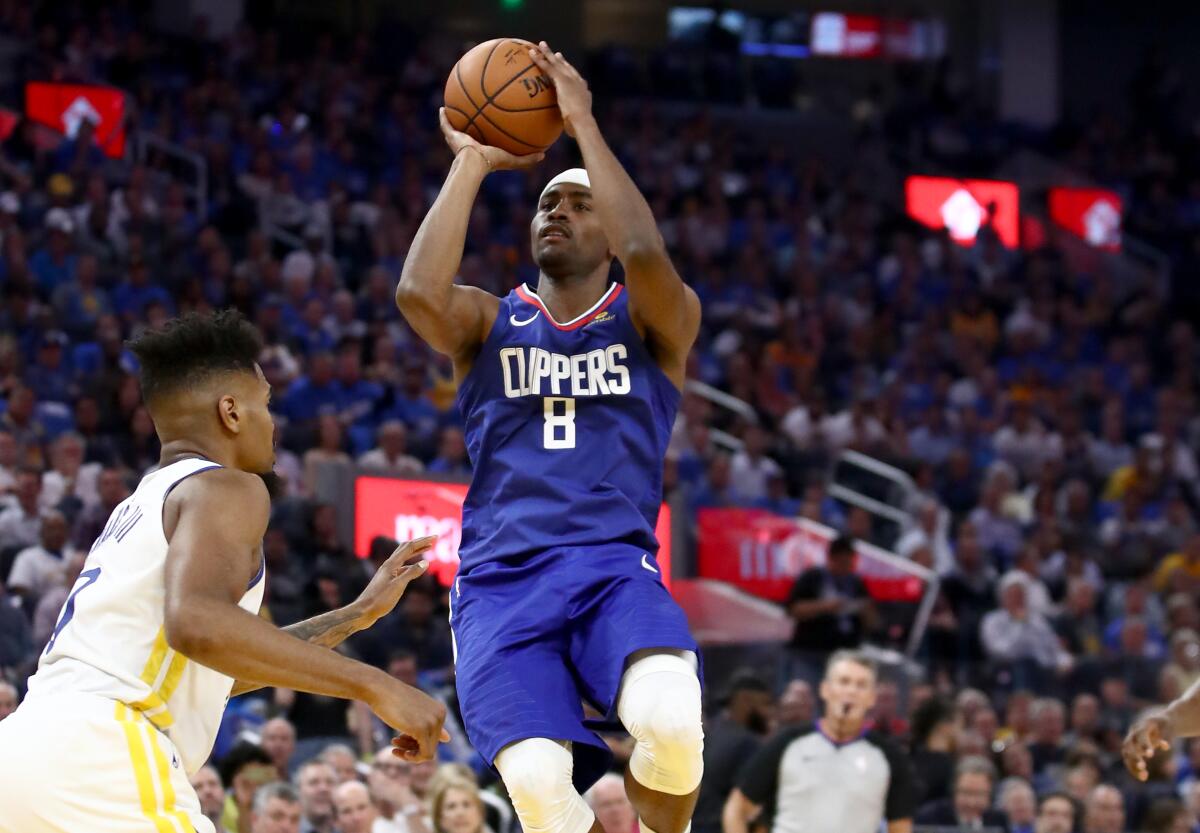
[353,536,437,628]
[368,676,450,763]
[527,42,593,137]
[438,108,544,171]
[1123,712,1172,781]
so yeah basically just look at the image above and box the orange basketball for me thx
[444,38,563,156]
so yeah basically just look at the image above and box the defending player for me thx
[396,42,703,833]
[0,311,447,833]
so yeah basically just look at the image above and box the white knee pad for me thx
[617,651,705,796]
[495,738,595,833]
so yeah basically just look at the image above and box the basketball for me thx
[444,38,563,156]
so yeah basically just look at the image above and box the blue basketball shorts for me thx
[449,543,700,792]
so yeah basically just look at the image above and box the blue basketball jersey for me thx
[455,282,680,572]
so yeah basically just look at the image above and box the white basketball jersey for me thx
[27,457,266,775]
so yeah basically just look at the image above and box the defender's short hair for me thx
[129,310,263,405]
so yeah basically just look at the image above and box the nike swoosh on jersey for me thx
[510,311,540,327]
[641,554,659,574]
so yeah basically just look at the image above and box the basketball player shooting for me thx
[0,311,447,833]
[396,42,704,833]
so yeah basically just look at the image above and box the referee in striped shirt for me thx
[723,650,915,833]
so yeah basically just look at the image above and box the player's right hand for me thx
[1122,711,1172,781]
[439,107,544,171]
[369,676,450,762]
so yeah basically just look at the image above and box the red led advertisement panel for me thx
[1049,187,1122,251]
[0,108,17,141]
[811,12,945,60]
[355,477,673,590]
[905,175,1020,248]
[811,13,883,57]
[696,510,925,603]
[25,82,127,158]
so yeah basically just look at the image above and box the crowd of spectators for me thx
[0,3,1199,832]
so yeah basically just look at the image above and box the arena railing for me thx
[827,450,916,552]
[683,379,757,453]
[134,130,208,224]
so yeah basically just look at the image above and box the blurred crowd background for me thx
[2,1,1200,832]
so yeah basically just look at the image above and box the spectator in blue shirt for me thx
[380,363,441,456]
[29,209,79,296]
[279,251,315,335]
[333,344,383,428]
[753,471,802,516]
[50,118,107,173]
[51,253,112,340]
[908,404,959,467]
[426,427,472,476]
[24,331,75,405]
[111,256,173,324]
[69,314,138,382]
[691,453,741,510]
[290,296,336,355]
[281,352,340,425]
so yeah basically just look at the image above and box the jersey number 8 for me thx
[543,397,575,449]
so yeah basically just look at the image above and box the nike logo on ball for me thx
[510,312,540,327]
[641,554,659,574]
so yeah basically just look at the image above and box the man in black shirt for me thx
[785,535,873,684]
[909,696,959,806]
[693,671,773,833]
[940,522,997,670]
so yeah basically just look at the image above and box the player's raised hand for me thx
[438,107,544,171]
[352,536,437,628]
[1122,711,1172,781]
[527,41,592,137]
[368,678,450,763]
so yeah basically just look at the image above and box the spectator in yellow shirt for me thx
[1152,534,1200,594]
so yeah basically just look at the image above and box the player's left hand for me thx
[528,41,592,137]
[353,536,437,628]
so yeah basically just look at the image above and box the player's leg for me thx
[0,692,215,833]
[616,650,704,833]
[452,558,616,833]
[494,738,603,833]
[567,548,705,833]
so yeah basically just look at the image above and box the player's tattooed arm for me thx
[227,608,361,697]
[167,472,448,762]
[529,42,701,383]
[281,606,362,648]
[229,537,436,697]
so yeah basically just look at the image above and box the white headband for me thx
[540,168,591,199]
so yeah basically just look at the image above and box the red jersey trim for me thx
[514,282,623,331]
